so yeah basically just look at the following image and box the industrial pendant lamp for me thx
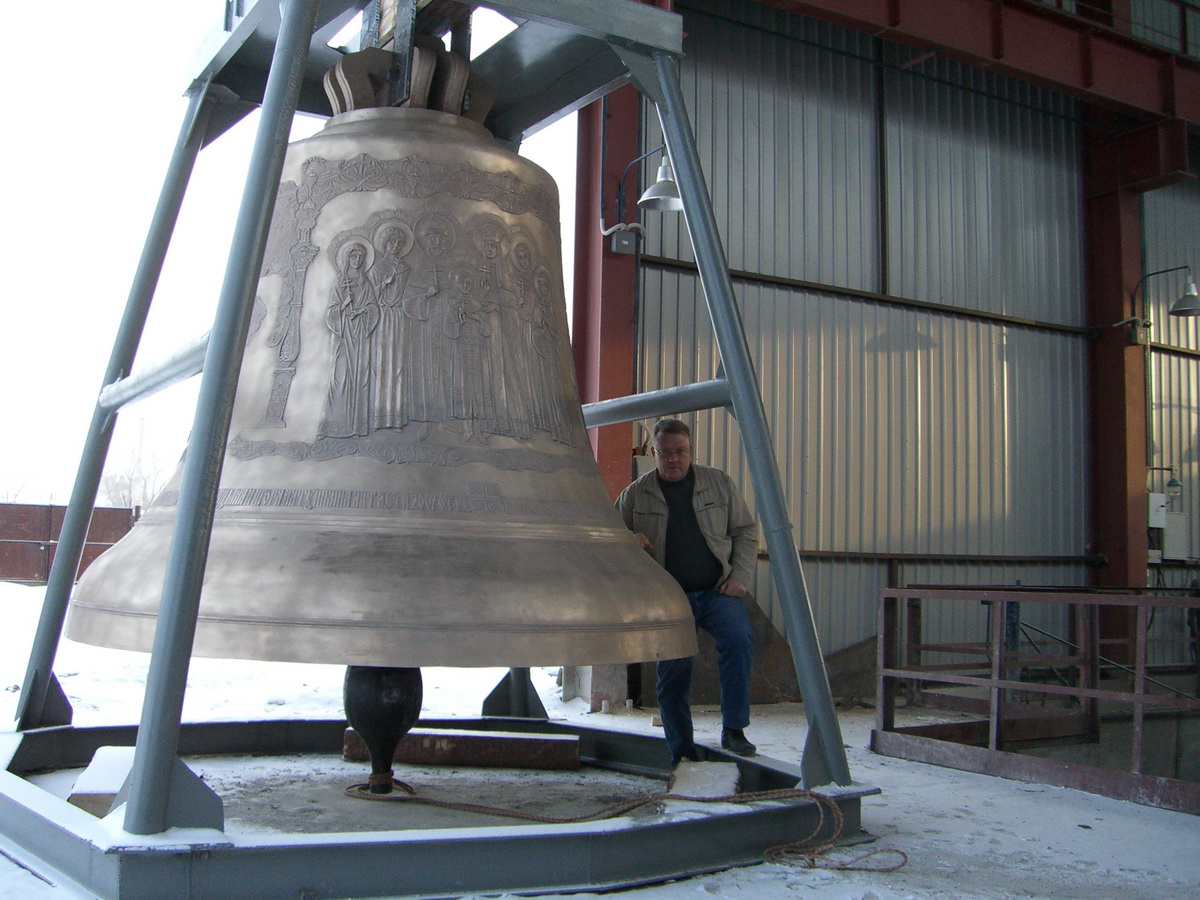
[638,159,684,211]
[1169,274,1200,316]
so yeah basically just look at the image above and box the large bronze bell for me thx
[67,103,696,669]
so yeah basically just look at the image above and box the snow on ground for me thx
[1,581,1197,899]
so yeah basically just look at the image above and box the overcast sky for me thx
[0,2,574,506]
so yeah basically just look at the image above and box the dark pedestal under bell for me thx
[344,666,423,794]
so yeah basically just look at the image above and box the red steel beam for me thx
[1083,108,1152,616]
[571,85,642,500]
[764,0,1200,126]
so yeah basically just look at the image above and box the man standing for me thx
[616,418,758,765]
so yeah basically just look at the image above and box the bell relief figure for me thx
[443,265,496,444]
[401,212,456,439]
[529,266,573,445]
[369,222,415,431]
[319,240,379,438]
[475,218,532,441]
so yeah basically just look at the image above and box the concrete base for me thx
[1,718,876,900]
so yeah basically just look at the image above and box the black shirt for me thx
[659,469,724,592]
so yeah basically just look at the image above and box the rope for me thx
[344,779,907,871]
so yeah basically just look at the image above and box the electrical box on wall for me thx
[1148,492,1169,529]
[610,230,638,255]
[1163,512,1191,560]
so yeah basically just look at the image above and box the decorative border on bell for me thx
[294,153,559,228]
[226,434,595,473]
[152,485,615,523]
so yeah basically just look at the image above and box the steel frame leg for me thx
[625,48,852,788]
[121,0,323,835]
[15,84,218,733]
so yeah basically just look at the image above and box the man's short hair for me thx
[652,418,691,443]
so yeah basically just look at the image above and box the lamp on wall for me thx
[638,157,684,211]
[600,145,684,253]
[1168,273,1200,316]
[1101,265,1199,343]
[1130,265,1199,338]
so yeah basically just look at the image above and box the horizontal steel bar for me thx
[641,254,1095,337]
[1150,340,1200,360]
[581,379,732,428]
[880,668,1200,711]
[768,549,1103,565]
[903,658,1082,672]
[97,332,210,412]
[881,589,1200,609]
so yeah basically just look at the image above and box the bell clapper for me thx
[344,666,423,795]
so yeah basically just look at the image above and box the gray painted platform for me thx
[1,718,874,900]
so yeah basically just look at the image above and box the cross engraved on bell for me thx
[466,482,504,513]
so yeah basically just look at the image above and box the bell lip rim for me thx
[323,106,493,140]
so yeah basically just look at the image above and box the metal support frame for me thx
[13,0,852,855]
[121,0,324,836]
[612,45,852,789]
[0,718,874,900]
[14,85,220,733]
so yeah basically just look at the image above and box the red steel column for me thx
[571,0,673,501]
[568,1,674,710]
[1085,183,1147,587]
[572,85,643,500]
[1082,109,1192,594]
[1084,109,1148,661]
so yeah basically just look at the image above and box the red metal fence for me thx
[0,503,135,585]
[873,586,1200,814]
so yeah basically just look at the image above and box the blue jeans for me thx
[656,588,754,763]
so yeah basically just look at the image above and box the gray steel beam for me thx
[644,50,852,788]
[486,0,682,54]
[14,84,217,733]
[582,379,732,428]
[96,333,210,413]
[121,0,324,835]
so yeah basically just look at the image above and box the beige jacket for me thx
[616,464,758,590]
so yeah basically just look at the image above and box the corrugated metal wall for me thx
[635,0,1092,655]
[642,8,880,290]
[884,52,1085,324]
[1142,180,1200,662]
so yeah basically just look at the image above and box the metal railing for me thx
[873,586,1200,814]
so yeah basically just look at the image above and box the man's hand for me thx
[633,532,654,551]
[718,577,748,598]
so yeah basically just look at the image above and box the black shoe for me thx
[721,728,756,757]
